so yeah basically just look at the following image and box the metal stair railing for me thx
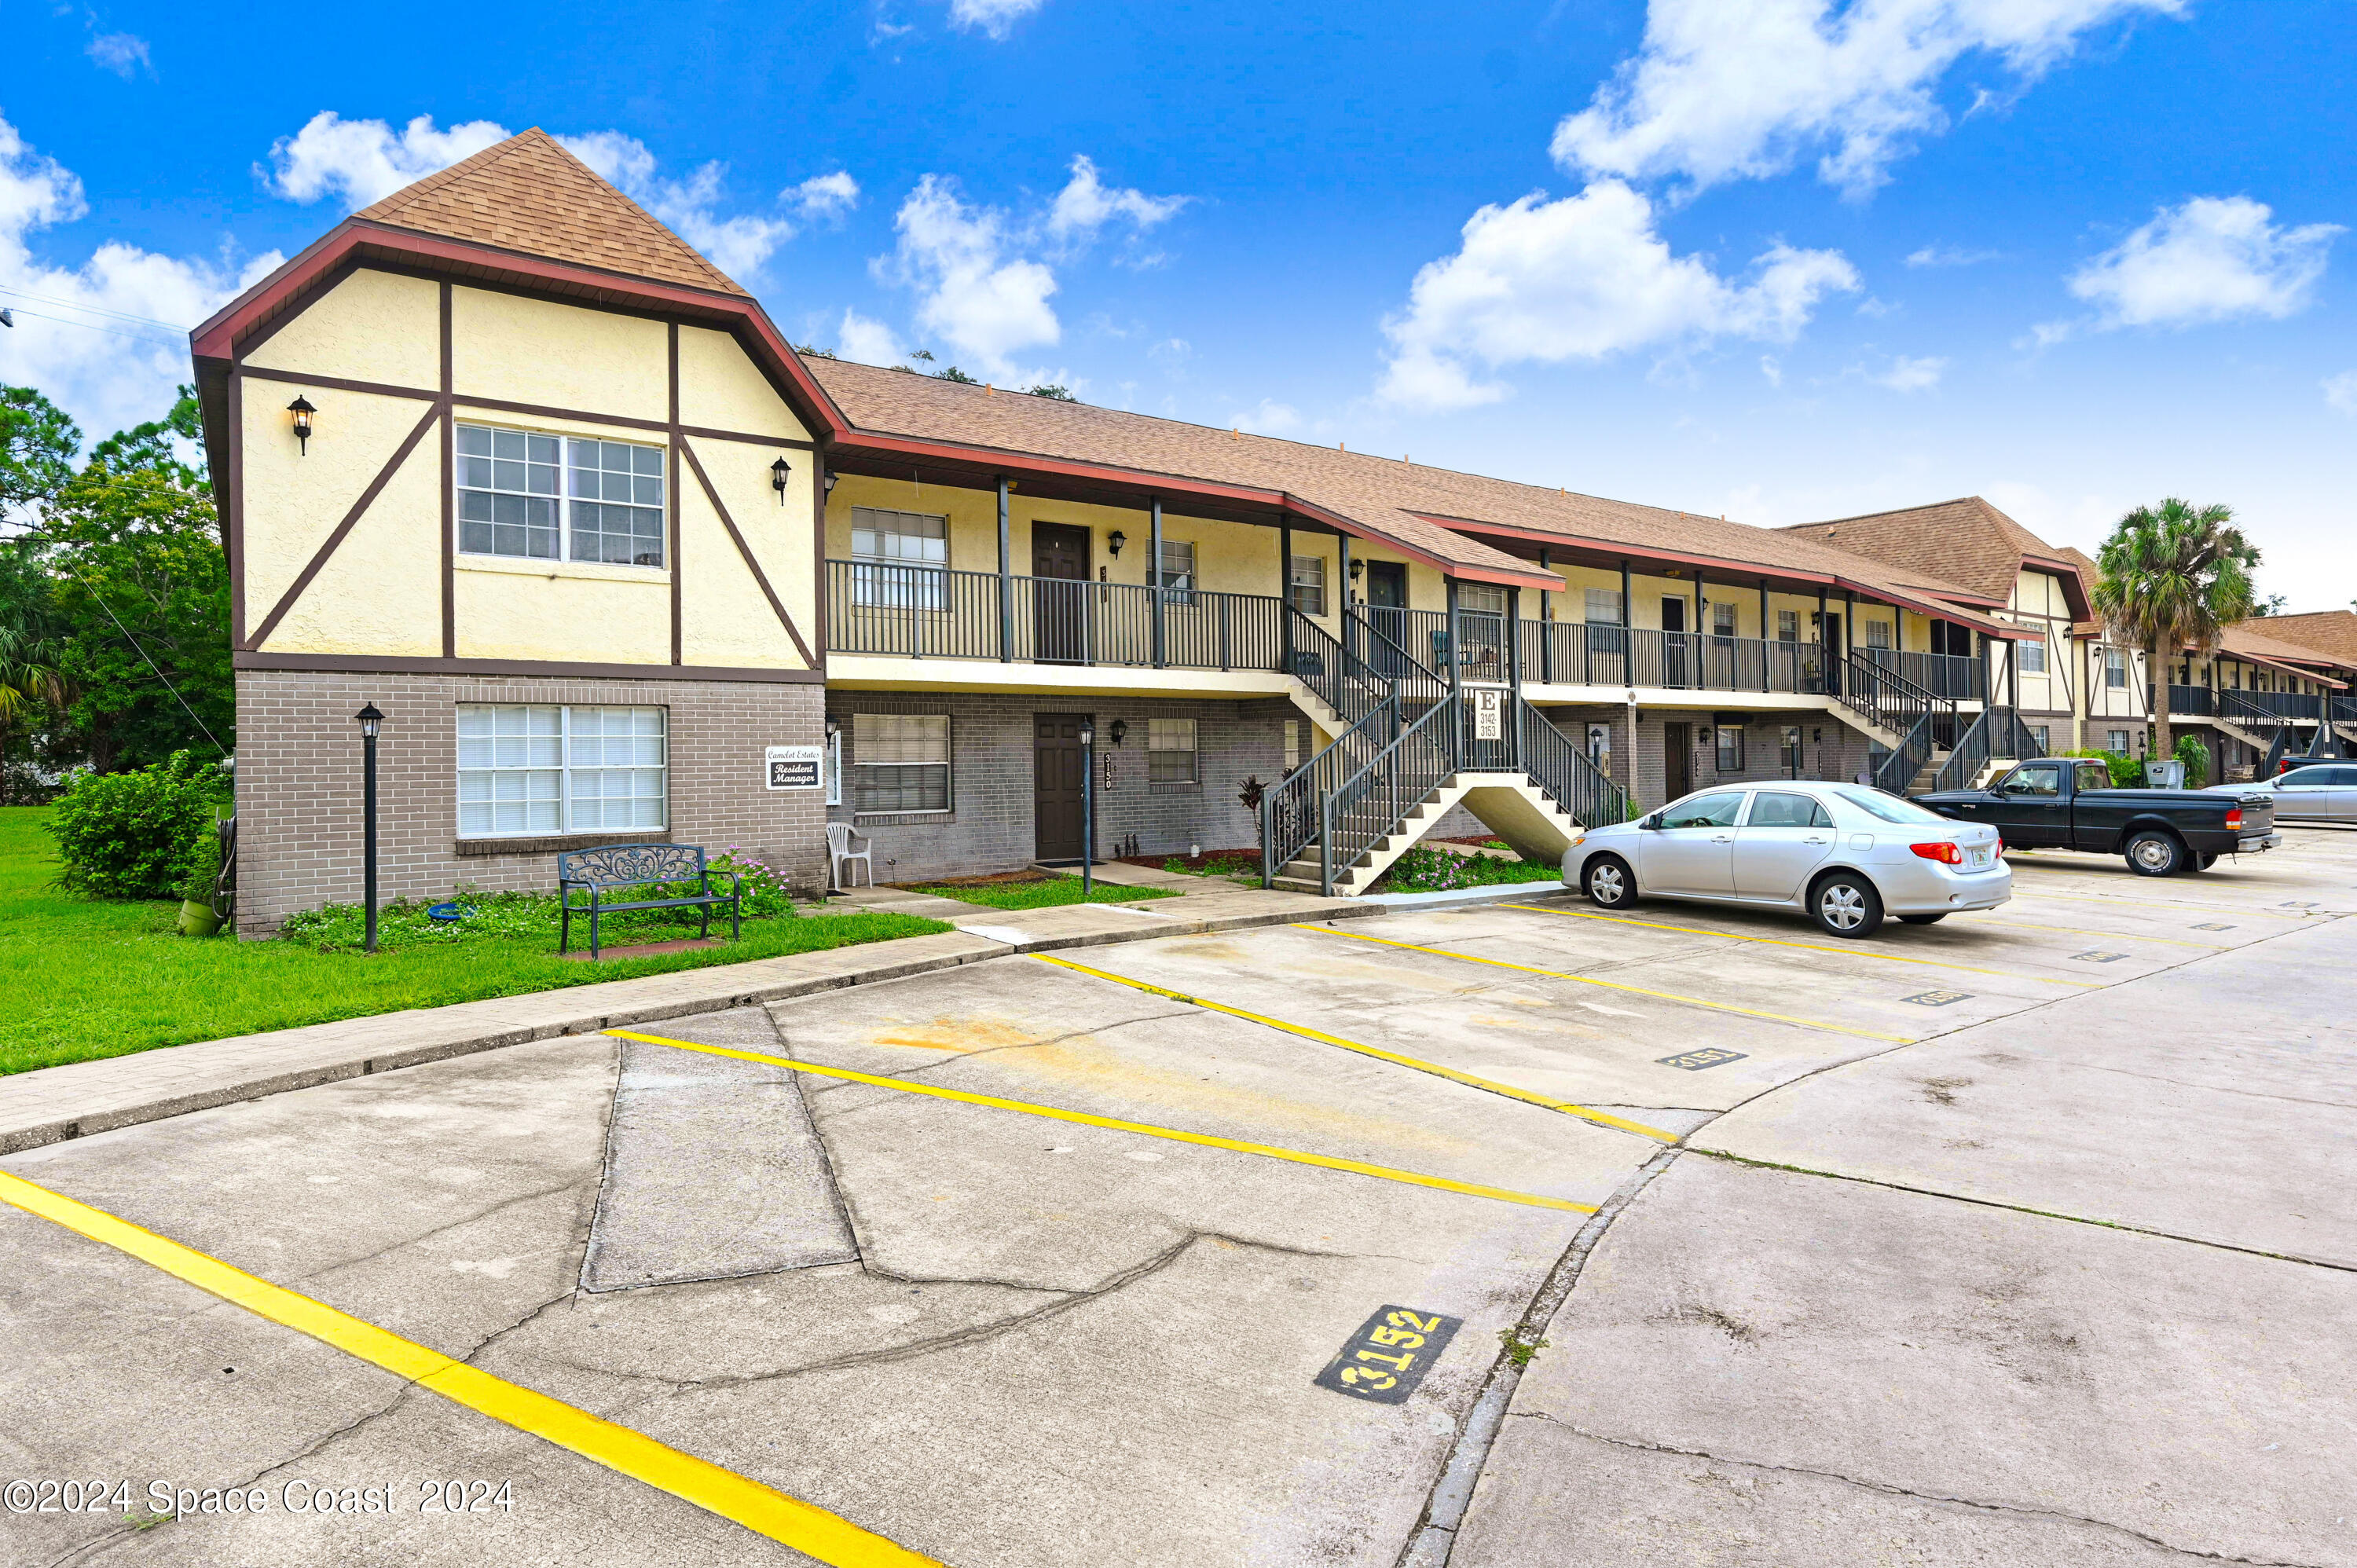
[1319,691,1461,896]
[1838,650,1949,739]
[1260,695,1399,888]
[1285,610,1377,727]
[1930,708,1992,793]
[1347,606,1450,717]
[1517,700,1629,827]
[1868,709,1940,796]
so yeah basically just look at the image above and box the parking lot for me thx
[4,828,2354,1567]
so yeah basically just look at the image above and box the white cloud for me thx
[2324,371,2357,417]
[1870,353,1946,390]
[791,171,860,223]
[835,309,906,367]
[2062,195,2342,331]
[561,132,794,281]
[1047,156,1189,246]
[1760,354,1783,387]
[264,112,509,207]
[874,159,1189,377]
[1233,398,1301,435]
[948,0,1047,40]
[86,32,152,78]
[0,115,281,443]
[1376,180,1859,410]
[1552,0,2183,198]
[1905,243,1999,267]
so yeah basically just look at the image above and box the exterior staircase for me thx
[1270,771,1584,896]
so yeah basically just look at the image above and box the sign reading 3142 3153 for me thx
[1314,1305,1463,1404]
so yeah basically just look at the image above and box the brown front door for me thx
[1032,522,1091,663]
[1035,713,1089,863]
[1663,721,1693,802]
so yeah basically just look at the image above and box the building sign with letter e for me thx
[1471,687,1505,741]
[764,745,823,790]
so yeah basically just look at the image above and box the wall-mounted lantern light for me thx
[1349,559,1365,584]
[288,395,317,455]
[770,456,793,504]
[1109,719,1128,747]
[823,473,838,494]
[1107,530,1126,559]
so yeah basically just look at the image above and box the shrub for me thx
[175,826,222,907]
[2060,748,2142,788]
[47,749,225,899]
[2173,735,2210,789]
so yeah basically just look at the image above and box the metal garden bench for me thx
[557,843,742,960]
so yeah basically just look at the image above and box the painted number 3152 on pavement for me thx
[1314,1306,1463,1405]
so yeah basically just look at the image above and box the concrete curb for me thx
[0,893,1380,1159]
[1360,881,1573,911]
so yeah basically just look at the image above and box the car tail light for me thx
[2226,807,2242,830]
[1908,841,1963,865]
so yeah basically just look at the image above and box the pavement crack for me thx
[1513,1415,2329,1567]
[295,1178,592,1288]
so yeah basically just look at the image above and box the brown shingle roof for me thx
[803,357,2024,635]
[2235,609,2357,669]
[1776,496,2084,606]
[355,129,745,296]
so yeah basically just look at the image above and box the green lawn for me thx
[907,874,1179,911]
[0,808,950,1076]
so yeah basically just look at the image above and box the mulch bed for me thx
[1116,849,1263,872]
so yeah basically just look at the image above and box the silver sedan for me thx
[2205,763,2357,822]
[1561,781,2011,938]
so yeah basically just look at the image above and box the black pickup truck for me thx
[1916,757,2280,877]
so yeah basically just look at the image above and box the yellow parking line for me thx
[1032,953,1677,1144]
[0,1169,940,1567]
[2006,885,2316,919]
[1974,918,2227,950]
[1304,928,1911,1044]
[611,1030,1595,1214]
[1505,903,2090,987]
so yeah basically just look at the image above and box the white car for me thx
[1561,781,2011,938]
[2204,763,2357,822]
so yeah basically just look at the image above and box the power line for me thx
[0,284,191,333]
[0,306,185,349]
[13,528,228,757]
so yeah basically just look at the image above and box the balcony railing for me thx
[827,562,1989,705]
[2221,689,2322,724]
[2333,696,2357,724]
[2167,683,2216,715]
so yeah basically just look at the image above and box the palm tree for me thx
[2091,498,2258,764]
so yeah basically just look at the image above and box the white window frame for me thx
[850,507,951,610]
[1148,717,1198,786]
[1153,538,1197,606]
[1716,725,1745,772]
[1458,583,1507,616]
[1712,602,1737,638]
[1776,609,1799,643]
[455,704,668,840]
[853,713,952,815]
[2107,729,2132,753]
[1282,719,1302,773]
[2018,639,2047,673]
[825,729,842,808]
[2031,724,2051,751]
[456,423,668,570]
[1288,555,1327,617]
[1866,619,1893,650]
[2106,648,2129,688]
[1585,588,1623,626]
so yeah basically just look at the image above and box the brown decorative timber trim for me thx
[668,323,682,667]
[439,282,455,658]
[812,446,828,679]
[237,365,438,403]
[247,402,445,650]
[460,394,670,434]
[226,368,246,647]
[680,423,815,450]
[233,651,826,683]
[677,434,818,667]
[456,831,670,859]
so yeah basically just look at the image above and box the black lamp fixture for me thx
[1107,530,1126,559]
[823,472,838,494]
[288,395,317,455]
[770,456,793,504]
[354,704,384,954]
[1349,559,1365,583]
[1109,719,1128,747]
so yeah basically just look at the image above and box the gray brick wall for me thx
[1538,703,1882,812]
[825,691,1290,881]
[233,670,826,936]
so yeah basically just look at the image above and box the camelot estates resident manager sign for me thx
[765,746,823,790]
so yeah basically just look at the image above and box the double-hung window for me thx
[1153,539,1197,605]
[1866,619,1893,650]
[1712,602,1737,638]
[850,507,949,610]
[1288,555,1327,617]
[2107,728,2132,753]
[855,713,951,813]
[456,705,666,838]
[2105,648,2129,689]
[1776,609,1798,643]
[1716,725,1745,772]
[2018,639,2047,673]
[1149,718,1198,785]
[457,425,665,567]
[1458,584,1506,615]
[1584,588,1622,625]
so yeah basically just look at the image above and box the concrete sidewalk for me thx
[0,885,1370,1159]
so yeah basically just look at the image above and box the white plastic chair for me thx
[827,822,875,888]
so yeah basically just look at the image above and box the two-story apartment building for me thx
[199,130,2042,931]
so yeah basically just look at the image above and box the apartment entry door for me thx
[1661,597,1690,687]
[1363,561,1408,670]
[1035,713,1090,863]
[1032,522,1091,663]
[1663,720,1694,802]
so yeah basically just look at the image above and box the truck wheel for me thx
[1811,871,1884,939]
[2124,831,2184,877]
[1585,855,1637,908]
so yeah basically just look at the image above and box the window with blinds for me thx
[1153,539,1197,604]
[851,507,950,610]
[1148,717,1198,784]
[853,713,951,812]
[456,705,665,838]
[1458,584,1507,614]
[1584,588,1622,625]
[1288,555,1326,616]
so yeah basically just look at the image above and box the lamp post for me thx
[354,704,383,953]
[1078,718,1095,896]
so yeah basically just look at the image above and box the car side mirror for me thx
[1638,815,1661,830]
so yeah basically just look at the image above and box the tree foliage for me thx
[47,748,227,899]
[2091,498,2258,755]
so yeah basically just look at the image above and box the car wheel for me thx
[1898,913,1947,925]
[1811,872,1884,939]
[2124,830,2184,877]
[1585,855,1637,908]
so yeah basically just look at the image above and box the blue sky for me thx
[5,0,2353,599]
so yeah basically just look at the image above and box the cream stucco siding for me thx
[450,288,669,422]
[241,269,442,390]
[676,326,808,441]
[242,387,441,643]
[454,570,672,664]
[677,434,817,669]
[266,441,443,656]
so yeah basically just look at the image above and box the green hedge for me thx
[46,750,225,899]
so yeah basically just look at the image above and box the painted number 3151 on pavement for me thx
[1314,1306,1463,1405]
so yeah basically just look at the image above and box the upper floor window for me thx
[850,507,948,609]
[2105,648,2129,688]
[1865,619,1893,650]
[1776,609,1798,643]
[1585,588,1623,625]
[1712,602,1737,638]
[2018,639,2047,673]
[1289,556,1327,617]
[1153,539,1197,604]
[457,424,665,568]
[1457,583,1506,616]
